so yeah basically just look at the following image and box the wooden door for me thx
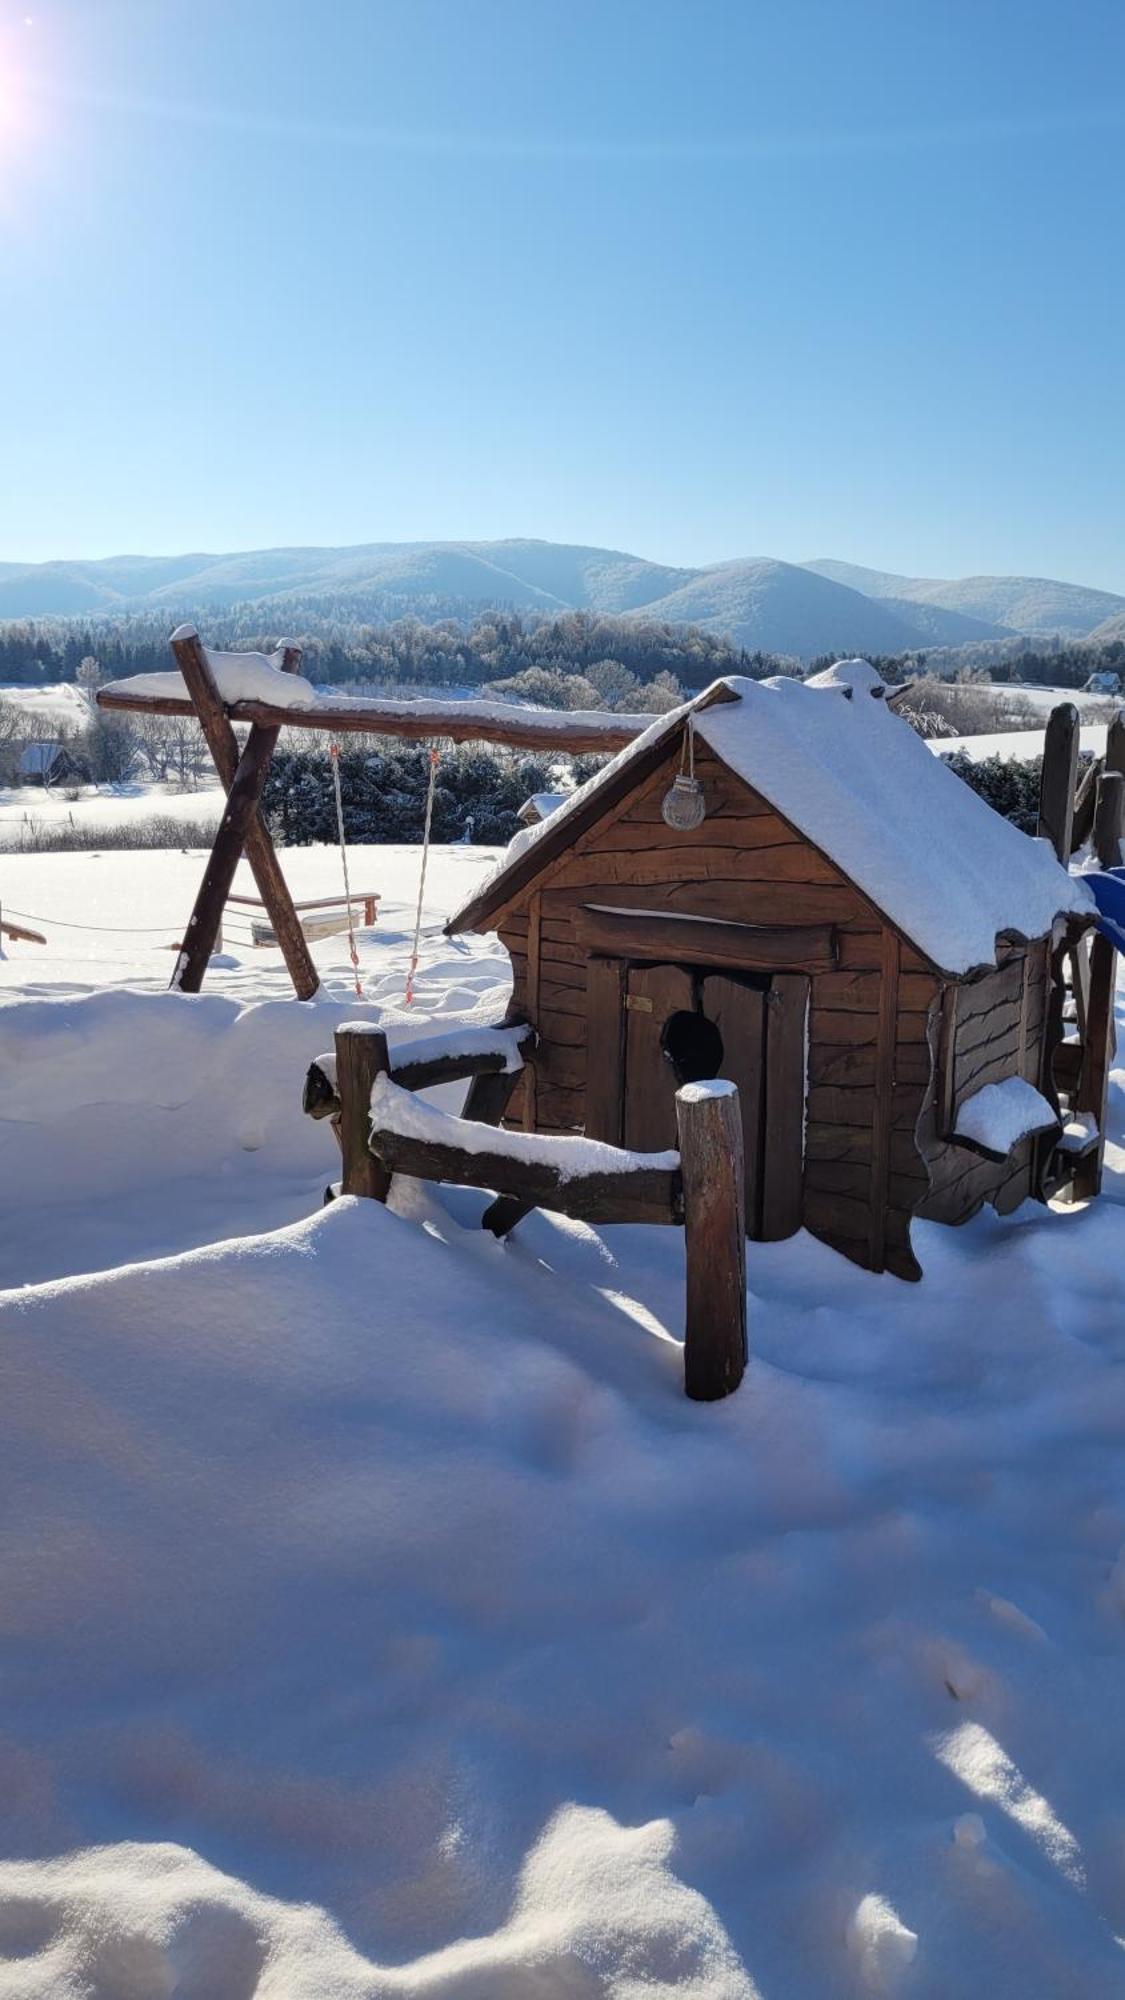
[701,973,766,1234]
[622,962,696,1150]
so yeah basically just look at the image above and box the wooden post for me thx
[171,628,319,1000]
[676,1080,747,1401]
[335,1023,391,1201]
[172,722,285,991]
[1074,771,1124,1200]
[1037,702,1080,862]
[1107,709,1125,783]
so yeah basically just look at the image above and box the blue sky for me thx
[1,0,1123,585]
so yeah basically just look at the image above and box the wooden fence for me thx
[307,1021,747,1402]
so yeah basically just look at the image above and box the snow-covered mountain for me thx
[1,539,1122,656]
[804,558,1124,640]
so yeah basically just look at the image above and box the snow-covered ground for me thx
[0,778,223,846]
[0,682,94,732]
[1,846,1125,1997]
[932,723,1109,766]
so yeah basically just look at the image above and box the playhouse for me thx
[447,661,1095,1280]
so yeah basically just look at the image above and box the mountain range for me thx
[1,540,1122,657]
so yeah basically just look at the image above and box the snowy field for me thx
[1,844,1125,1997]
[934,723,1109,766]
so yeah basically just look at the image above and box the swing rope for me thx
[329,741,364,1000]
[405,746,440,1007]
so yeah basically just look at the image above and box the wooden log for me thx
[1093,766,1125,869]
[390,1029,535,1094]
[0,916,46,945]
[171,630,318,1000]
[368,1124,682,1224]
[1071,755,1103,853]
[171,719,285,992]
[335,1024,391,1200]
[98,681,651,754]
[574,906,837,974]
[1036,703,1080,862]
[1073,772,1123,1198]
[676,1081,747,1402]
[1107,710,1125,782]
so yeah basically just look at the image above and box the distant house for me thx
[517,790,570,828]
[1083,670,1122,696]
[18,742,89,788]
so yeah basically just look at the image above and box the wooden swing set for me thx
[96,626,648,999]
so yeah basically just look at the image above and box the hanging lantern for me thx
[661,715,706,830]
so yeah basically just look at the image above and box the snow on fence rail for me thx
[313,1022,747,1401]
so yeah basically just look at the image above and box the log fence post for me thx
[1074,771,1124,1200]
[1037,703,1080,863]
[676,1080,747,1401]
[335,1023,391,1201]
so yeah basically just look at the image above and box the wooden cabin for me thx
[447,662,1093,1280]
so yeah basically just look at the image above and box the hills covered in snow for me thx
[2,538,1123,657]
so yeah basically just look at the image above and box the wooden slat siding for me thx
[914,940,1058,1228]
[592,813,801,852]
[761,972,809,1240]
[534,1083,585,1131]
[815,969,934,1013]
[584,958,627,1143]
[550,846,845,889]
[865,932,901,1270]
[702,973,767,1234]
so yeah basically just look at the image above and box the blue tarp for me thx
[1083,869,1125,956]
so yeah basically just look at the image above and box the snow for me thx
[1,840,1125,1996]
[931,723,1109,766]
[104,647,318,710]
[97,672,652,736]
[696,673,1092,975]
[386,1021,532,1074]
[953,1076,1060,1157]
[371,1071,680,1178]
[0,682,93,731]
[0,777,223,845]
[677,1077,738,1101]
[1059,1111,1099,1153]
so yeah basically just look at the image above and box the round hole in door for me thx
[661,1009,724,1085]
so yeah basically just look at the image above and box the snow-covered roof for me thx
[517,790,570,826]
[449,664,1093,976]
[18,740,64,775]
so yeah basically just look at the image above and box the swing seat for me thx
[232,891,380,948]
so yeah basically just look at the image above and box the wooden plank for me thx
[171,630,318,1000]
[623,962,696,1151]
[1074,773,1123,1196]
[677,1083,747,1401]
[702,973,766,1235]
[1036,703,1080,862]
[585,957,627,1144]
[573,906,837,974]
[806,1084,877,1126]
[868,932,901,1271]
[761,971,809,1240]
